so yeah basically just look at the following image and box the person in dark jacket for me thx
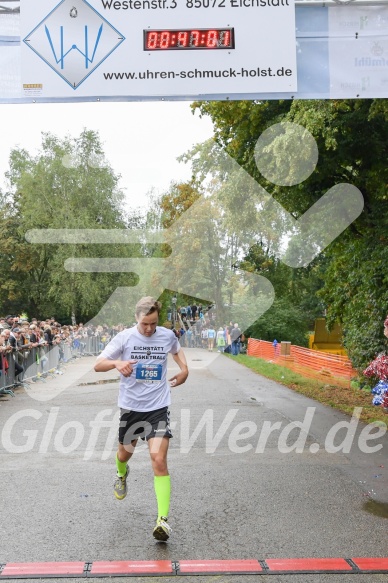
[230,323,242,356]
[8,328,24,379]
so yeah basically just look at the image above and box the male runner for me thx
[94,297,189,541]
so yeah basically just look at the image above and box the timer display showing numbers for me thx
[144,28,235,51]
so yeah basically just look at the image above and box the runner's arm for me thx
[94,357,137,377]
[169,349,189,387]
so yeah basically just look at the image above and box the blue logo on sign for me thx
[23,0,125,90]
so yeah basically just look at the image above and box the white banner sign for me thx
[329,6,388,98]
[21,0,297,98]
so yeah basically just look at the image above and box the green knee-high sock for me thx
[116,454,128,477]
[154,475,171,519]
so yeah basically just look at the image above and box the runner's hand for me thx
[116,360,137,377]
[169,370,188,387]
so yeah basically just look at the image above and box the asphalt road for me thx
[0,348,387,583]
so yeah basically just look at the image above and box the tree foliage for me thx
[0,130,137,322]
[147,176,275,331]
[188,99,388,366]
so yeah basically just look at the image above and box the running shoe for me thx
[113,466,129,500]
[153,516,171,541]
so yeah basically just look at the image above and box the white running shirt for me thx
[99,326,180,412]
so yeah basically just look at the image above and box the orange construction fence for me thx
[247,338,357,387]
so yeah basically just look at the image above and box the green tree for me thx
[0,129,136,321]
[189,99,388,367]
[145,172,274,332]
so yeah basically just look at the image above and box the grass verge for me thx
[224,353,387,425]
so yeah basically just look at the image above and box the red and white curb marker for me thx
[0,558,387,578]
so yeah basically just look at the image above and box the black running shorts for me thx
[118,406,173,445]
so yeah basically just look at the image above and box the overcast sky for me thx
[0,100,214,213]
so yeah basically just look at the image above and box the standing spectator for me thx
[230,323,242,356]
[191,304,197,321]
[207,325,216,352]
[73,326,87,355]
[8,327,24,381]
[194,323,201,347]
[0,332,12,376]
[2,329,10,343]
[186,305,192,321]
[30,324,44,364]
[44,325,54,346]
[45,325,62,369]
[217,327,226,352]
[3,315,16,330]
[201,327,208,349]
[273,339,279,356]
[54,333,65,373]
[186,328,193,347]
[96,325,105,352]
[21,322,31,346]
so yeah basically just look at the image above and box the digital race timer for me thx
[144,28,235,51]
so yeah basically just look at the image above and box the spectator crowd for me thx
[170,303,245,355]
[0,307,245,395]
[0,315,127,392]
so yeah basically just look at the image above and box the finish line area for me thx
[1,355,388,582]
[1,558,388,579]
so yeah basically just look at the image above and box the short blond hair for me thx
[135,297,161,319]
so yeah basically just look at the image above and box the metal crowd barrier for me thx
[70,335,104,358]
[0,336,105,398]
[0,349,16,396]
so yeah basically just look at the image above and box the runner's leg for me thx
[114,440,138,500]
[148,437,171,540]
[117,440,137,470]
